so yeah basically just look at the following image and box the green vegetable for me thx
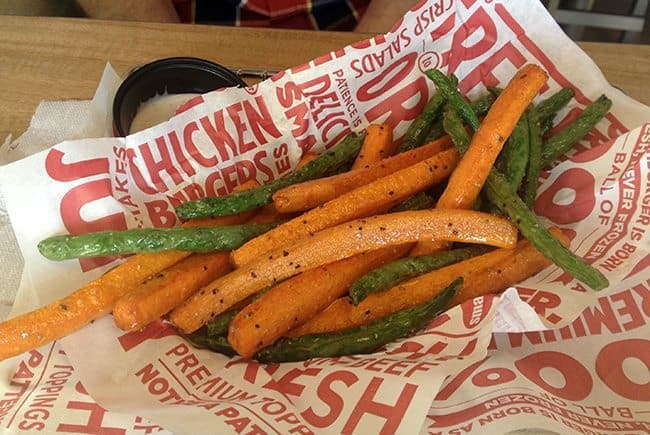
[497,109,530,191]
[175,132,364,218]
[442,105,471,153]
[390,192,435,213]
[424,93,494,143]
[349,248,486,305]
[205,310,238,337]
[536,88,574,134]
[522,106,543,207]
[425,70,480,131]
[38,222,279,260]
[541,95,612,167]
[187,334,237,357]
[255,278,461,363]
[485,170,608,290]
[398,90,447,152]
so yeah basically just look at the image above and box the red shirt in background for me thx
[173,0,370,31]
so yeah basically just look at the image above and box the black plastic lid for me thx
[112,57,247,136]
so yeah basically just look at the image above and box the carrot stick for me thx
[288,228,568,336]
[228,245,409,358]
[0,180,264,361]
[410,65,547,257]
[113,252,232,331]
[435,65,547,210]
[0,250,188,361]
[232,148,460,266]
[351,124,395,170]
[273,135,452,213]
[169,209,517,333]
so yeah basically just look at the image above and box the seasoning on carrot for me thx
[233,148,460,266]
[288,229,567,337]
[435,64,548,210]
[351,124,395,170]
[410,65,548,257]
[227,245,408,358]
[169,209,518,333]
[113,251,232,331]
[272,135,452,213]
[0,250,188,361]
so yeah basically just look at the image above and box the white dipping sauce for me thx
[129,93,200,134]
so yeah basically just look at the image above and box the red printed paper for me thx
[0,0,648,433]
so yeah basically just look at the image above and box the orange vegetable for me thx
[351,124,395,170]
[273,135,452,213]
[0,250,187,361]
[0,180,263,361]
[233,148,460,266]
[113,252,232,331]
[411,65,548,257]
[289,228,568,336]
[228,245,409,358]
[169,209,517,333]
[436,64,548,210]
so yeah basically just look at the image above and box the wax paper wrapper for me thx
[1,0,649,433]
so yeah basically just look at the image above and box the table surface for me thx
[1,15,650,141]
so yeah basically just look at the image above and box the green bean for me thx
[390,192,435,213]
[442,106,471,153]
[398,90,447,152]
[255,278,461,362]
[523,106,543,207]
[424,93,494,143]
[175,132,364,218]
[536,88,574,134]
[485,170,608,290]
[497,109,530,191]
[349,248,486,305]
[425,70,480,131]
[205,310,238,337]
[187,334,237,357]
[542,95,612,167]
[38,222,279,260]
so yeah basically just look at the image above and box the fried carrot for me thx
[288,229,567,336]
[435,64,548,210]
[228,245,409,358]
[232,148,460,266]
[113,252,232,331]
[351,124,395,170]
[169,209,518,333]
[272,135,452,213]
[0,250,189,361]
[411,65,547,257]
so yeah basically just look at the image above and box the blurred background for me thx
[0,0,648,43]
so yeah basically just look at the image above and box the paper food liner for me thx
[1,0,649,433]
